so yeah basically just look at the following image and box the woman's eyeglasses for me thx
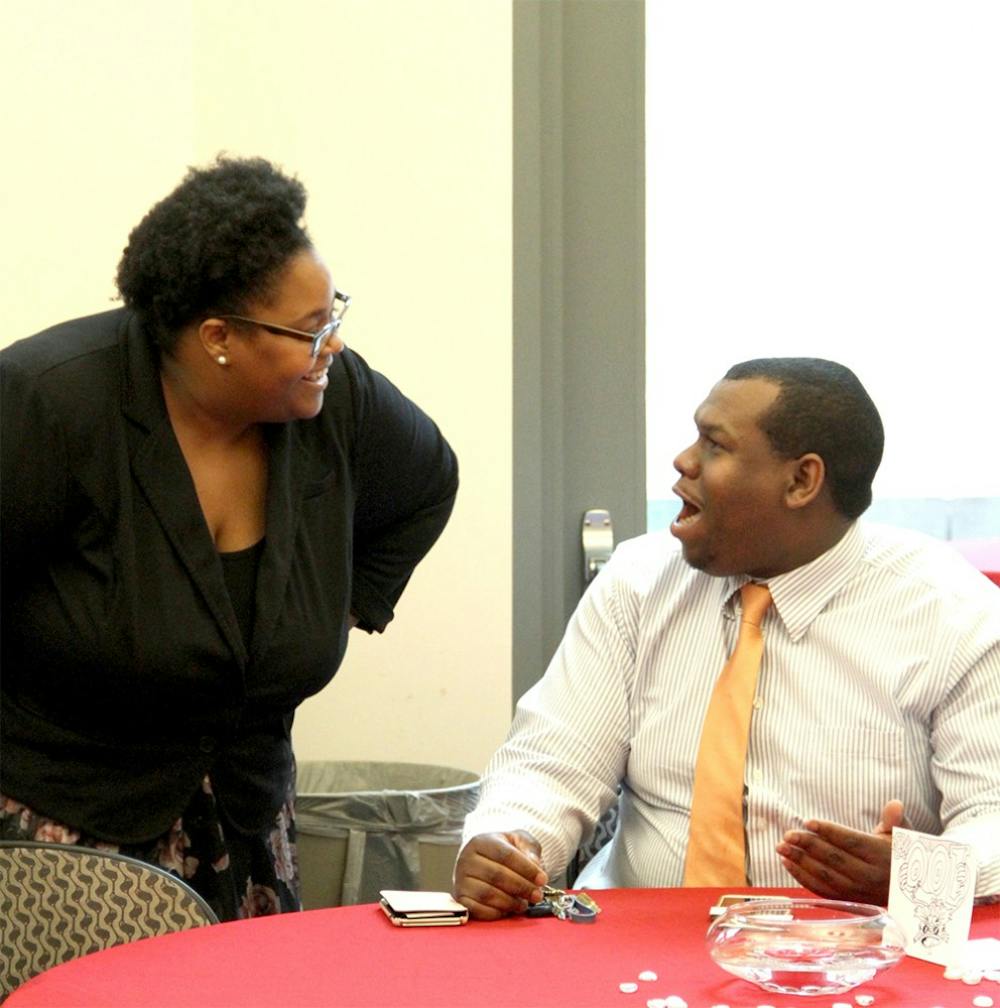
[219,289,351,358]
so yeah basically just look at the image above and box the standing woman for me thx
[0,156,458,920]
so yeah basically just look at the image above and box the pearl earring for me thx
[217,355,228,366]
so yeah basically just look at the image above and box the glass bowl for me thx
[705,898,906,997]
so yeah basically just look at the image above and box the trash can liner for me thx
[295,761,480,906]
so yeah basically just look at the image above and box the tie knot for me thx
[739,583,772,626]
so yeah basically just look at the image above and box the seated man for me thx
[454,358,1000,920]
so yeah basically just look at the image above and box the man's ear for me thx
[785,453,825,510]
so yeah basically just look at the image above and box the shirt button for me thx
[198,736,215,753]
[752,769,763,782]
[752,697,764,710]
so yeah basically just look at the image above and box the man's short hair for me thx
[724,358,884,520]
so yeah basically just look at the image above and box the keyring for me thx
[566,900,598,923]
[532,886,601,923]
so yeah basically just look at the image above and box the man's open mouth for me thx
[673,500,702,527]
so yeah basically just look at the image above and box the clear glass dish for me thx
[705,897,906,997]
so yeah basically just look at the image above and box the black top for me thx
[0,308,458,842]
[219,540,265,648]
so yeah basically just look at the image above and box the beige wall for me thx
[2,0,513,775]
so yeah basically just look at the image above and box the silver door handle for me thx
[582,509,614,583]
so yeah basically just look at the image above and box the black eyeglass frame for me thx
[218,289,351,358]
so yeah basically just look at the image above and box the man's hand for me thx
[452,830,548,921]
[776,799,907,906]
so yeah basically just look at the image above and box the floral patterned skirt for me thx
[0,775,300,923]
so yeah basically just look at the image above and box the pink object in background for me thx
[950,539,1000,587]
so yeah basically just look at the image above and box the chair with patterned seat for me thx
[565,796,621,888]
[0,839,219,1001]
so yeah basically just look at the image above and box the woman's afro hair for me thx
[116,155,311,350]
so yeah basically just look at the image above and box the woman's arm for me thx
[344,352,459,633]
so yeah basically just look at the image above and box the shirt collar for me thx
[721,522,866,642]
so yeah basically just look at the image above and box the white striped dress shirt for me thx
[464,522,1000,898]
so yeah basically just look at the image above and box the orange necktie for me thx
[683,582,772,886]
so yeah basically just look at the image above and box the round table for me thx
[7,888,999,1007]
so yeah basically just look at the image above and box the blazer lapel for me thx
[120,314,248,664]
[250,421,307,661]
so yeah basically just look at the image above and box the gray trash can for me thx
[295,761,480,908]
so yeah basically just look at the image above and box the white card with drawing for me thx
[887,827,977,966]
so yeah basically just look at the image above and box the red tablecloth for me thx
[7,888,999,1008]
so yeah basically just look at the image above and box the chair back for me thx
[566,797,620,887]
[0,839,218,1000]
